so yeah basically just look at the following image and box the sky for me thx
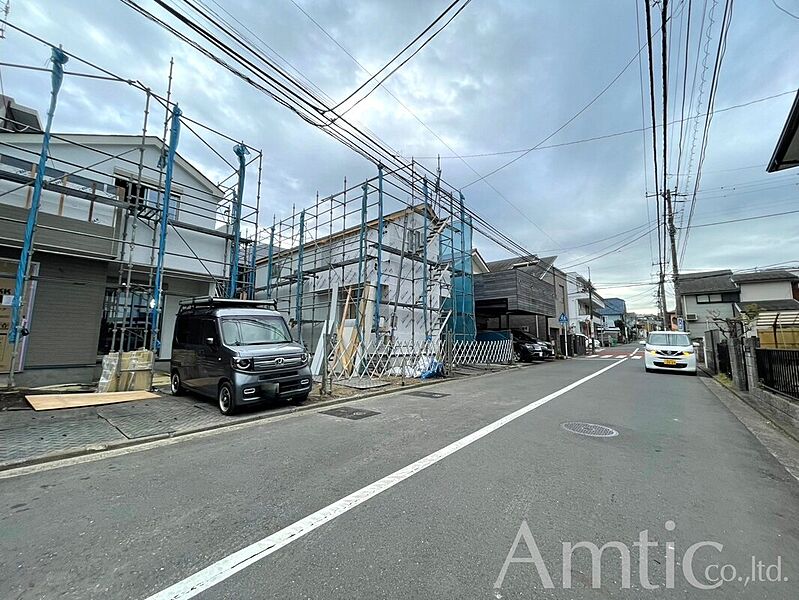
[1,0,797,314]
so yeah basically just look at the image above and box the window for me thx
[695,294,723,304]
[200,320,218,346]
[117,178,179,221]
[648,333,691,346]
[220,316,292,346]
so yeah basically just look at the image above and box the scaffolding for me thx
[0,44,262,384]
[254,162,476,382]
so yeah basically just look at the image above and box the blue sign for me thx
[559,313,568,324]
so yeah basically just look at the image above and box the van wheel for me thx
[218,382,236,416]
[170,371,185,395]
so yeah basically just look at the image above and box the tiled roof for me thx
[731,270,799,283]
[679,270,737,295]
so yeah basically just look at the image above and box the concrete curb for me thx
[0,364,524,473]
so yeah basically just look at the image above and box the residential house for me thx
[472,254,560,343]
[597,297,628,344]
[0,131,235,385]
[732,269,799,348]
[566,271,604,338]
[254,204,472,359]
[678,270,739,341]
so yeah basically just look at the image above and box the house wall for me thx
[255,211,448,351]
[0,138,229,278]
[681,294,736,340]
[739,281,793,302]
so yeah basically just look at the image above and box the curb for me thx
[0,364,524,473]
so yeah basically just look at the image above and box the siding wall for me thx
[25,253,107,368]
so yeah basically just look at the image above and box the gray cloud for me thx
[2,0,797,313]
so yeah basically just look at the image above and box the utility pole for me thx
[665,188,682,321]
[587,266,594,353]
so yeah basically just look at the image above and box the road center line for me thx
[145,358,628,600]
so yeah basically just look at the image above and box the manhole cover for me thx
[404,391,450,399]
[562,422,619,438]
[320,406,380,420]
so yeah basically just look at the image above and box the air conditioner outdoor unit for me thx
[686,313,698,321]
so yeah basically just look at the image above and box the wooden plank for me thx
[26,390,159,411]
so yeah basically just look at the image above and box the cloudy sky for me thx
[2,0,797,313]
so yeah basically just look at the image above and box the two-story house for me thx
[566,272,605,338]
[0,131,236,385]
[597,297,628,344]
[678,270,740,341]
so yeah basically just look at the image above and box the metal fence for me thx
[452,339,513,367]
[755,348,799,401]
[323,336,512,382]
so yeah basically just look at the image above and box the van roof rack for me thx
[178,296,278,311]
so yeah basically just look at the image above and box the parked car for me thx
[510,329,554,361]
[170,297,313,414]
[642,331,697,375]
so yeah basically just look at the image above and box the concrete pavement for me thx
[1,345,797,599]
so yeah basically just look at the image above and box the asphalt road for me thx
[2,345,797,599]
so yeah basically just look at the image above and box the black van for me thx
[170,297,312,415]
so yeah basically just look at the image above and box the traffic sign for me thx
[559,313,568,325]
[677,317,685,331]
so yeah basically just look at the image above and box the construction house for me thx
[0,101,260,385]
[254,169,477,381]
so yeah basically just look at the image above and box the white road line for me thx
[631,356,642,360]
[145,358,629,600]
[602,355,616,359]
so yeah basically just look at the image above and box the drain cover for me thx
[404,391,450,399]
[562,422,619,438]
[320,406,380,420]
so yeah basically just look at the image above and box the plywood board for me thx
[26,390,159,411]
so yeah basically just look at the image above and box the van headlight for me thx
[682,350,694,356]
[301,352,310,364]
[233,357,252,370]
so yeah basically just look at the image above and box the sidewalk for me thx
[0,363,521,471]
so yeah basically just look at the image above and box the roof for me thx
[731,270,799,283]
[737,299,799,312]
[485,254,539,272]
[598,297,626,316]
[767,90,799,172]
[0,133,223,196]
[679,270,737,295]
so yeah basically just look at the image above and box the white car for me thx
[643,331,697,375]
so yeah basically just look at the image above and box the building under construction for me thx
[254,166,482,383]
[0,52,261,387]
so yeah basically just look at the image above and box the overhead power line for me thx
[329,0,472,117]
[286,0,563,250]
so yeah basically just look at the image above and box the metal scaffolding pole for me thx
[374,165,384,334]
[422,177,429,340]
[7,46,68,388]
[150,104,182,353]
[265,220,275,297]
[356,183,368,346]
[294,210,305,344]
[227,143,249,298]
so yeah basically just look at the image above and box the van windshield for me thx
[220,316,292,346]
[648,333,691,347]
